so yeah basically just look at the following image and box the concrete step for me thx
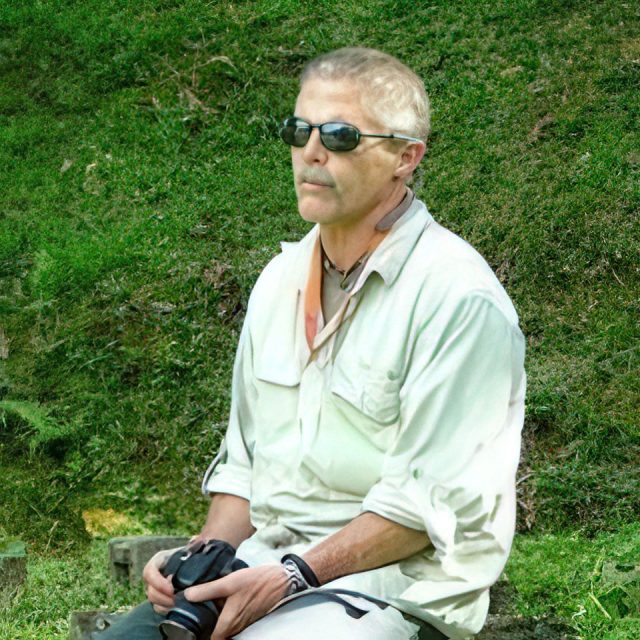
[0,539,26,608]
[108,535,189,585]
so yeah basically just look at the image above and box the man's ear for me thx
[394,141,426,181]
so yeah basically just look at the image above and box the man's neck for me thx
[319,182,407,272]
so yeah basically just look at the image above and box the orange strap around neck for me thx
[303,228,388,352]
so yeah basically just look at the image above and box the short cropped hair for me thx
[300,47,430,142]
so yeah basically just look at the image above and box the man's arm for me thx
[198,493,256,548]
[142,493,255,612]
[302,511,429,584]
[185,512,429,640]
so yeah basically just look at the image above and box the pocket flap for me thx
[255,355,302,387]
[331,360,400,424]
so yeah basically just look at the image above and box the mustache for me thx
[297,167,335,187]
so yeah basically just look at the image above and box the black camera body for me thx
[158,539,248,640]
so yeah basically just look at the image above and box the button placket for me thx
[298,363,325,455]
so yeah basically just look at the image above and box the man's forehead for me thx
[294,77,377,126]
[295,78,358,107]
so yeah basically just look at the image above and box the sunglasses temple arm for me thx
[360,133,423,143]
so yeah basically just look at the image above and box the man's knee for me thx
[98,602,164,640]
[234,595,419,640]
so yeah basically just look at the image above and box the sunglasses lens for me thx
[320,123,359,151]
[279,119,361,151]
[280,118,311,147]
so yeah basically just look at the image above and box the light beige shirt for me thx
[203,198,526,639]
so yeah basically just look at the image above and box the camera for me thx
[158,539,248,640]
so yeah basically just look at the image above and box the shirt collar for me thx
[285,192,432,294]
[354,194,432,290]
[375,187,415,231]
[321,189,416,293]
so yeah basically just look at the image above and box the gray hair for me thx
[300,47,430,142]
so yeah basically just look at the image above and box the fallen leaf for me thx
[82,508,132,536]
[500,65,523,77]
[529,114,555,142]
[150,302,176,314]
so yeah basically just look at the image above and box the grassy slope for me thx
[0,0,638,637]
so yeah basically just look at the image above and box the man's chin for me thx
[296,196,339,225]
[298,207,332,225]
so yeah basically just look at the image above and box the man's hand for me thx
[142,548,178,614]
[185,564,289,640]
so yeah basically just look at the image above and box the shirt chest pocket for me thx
[329,358,401,427]
[253,358,302,458]
[299,360,401,498]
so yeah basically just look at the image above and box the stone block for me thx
[0,539,26,607]
[108,535,189,585]
[69,609,128,640]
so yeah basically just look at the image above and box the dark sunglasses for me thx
[279,117,422,152]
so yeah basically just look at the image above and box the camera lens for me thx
[159,593,219,640]
[159,618,197,640]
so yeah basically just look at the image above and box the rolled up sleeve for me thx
[202,318,257,500]
[362,292,526,593]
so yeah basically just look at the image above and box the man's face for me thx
[291,78,405,228]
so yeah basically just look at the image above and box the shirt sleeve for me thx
[362,291,526,593]
[201,316,257,500]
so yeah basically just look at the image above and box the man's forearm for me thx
[198,493,256,549]
[302,512,430,585]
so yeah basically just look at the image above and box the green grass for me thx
[0,537,141,640]
[506,523,640,639]
[0,0,638,637]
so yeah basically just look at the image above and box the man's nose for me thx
[301,127,328,165]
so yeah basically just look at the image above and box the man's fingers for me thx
[144,567,175,597]
[148,578,175,600]
[185,576,230,602]
[147,588,174,608]
[147,548,172,572]
[210,602,240,640]
[153,604,170,615]
[142,561,173,595]
[146,584,175,609]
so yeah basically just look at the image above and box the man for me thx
[102,47,525,640]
